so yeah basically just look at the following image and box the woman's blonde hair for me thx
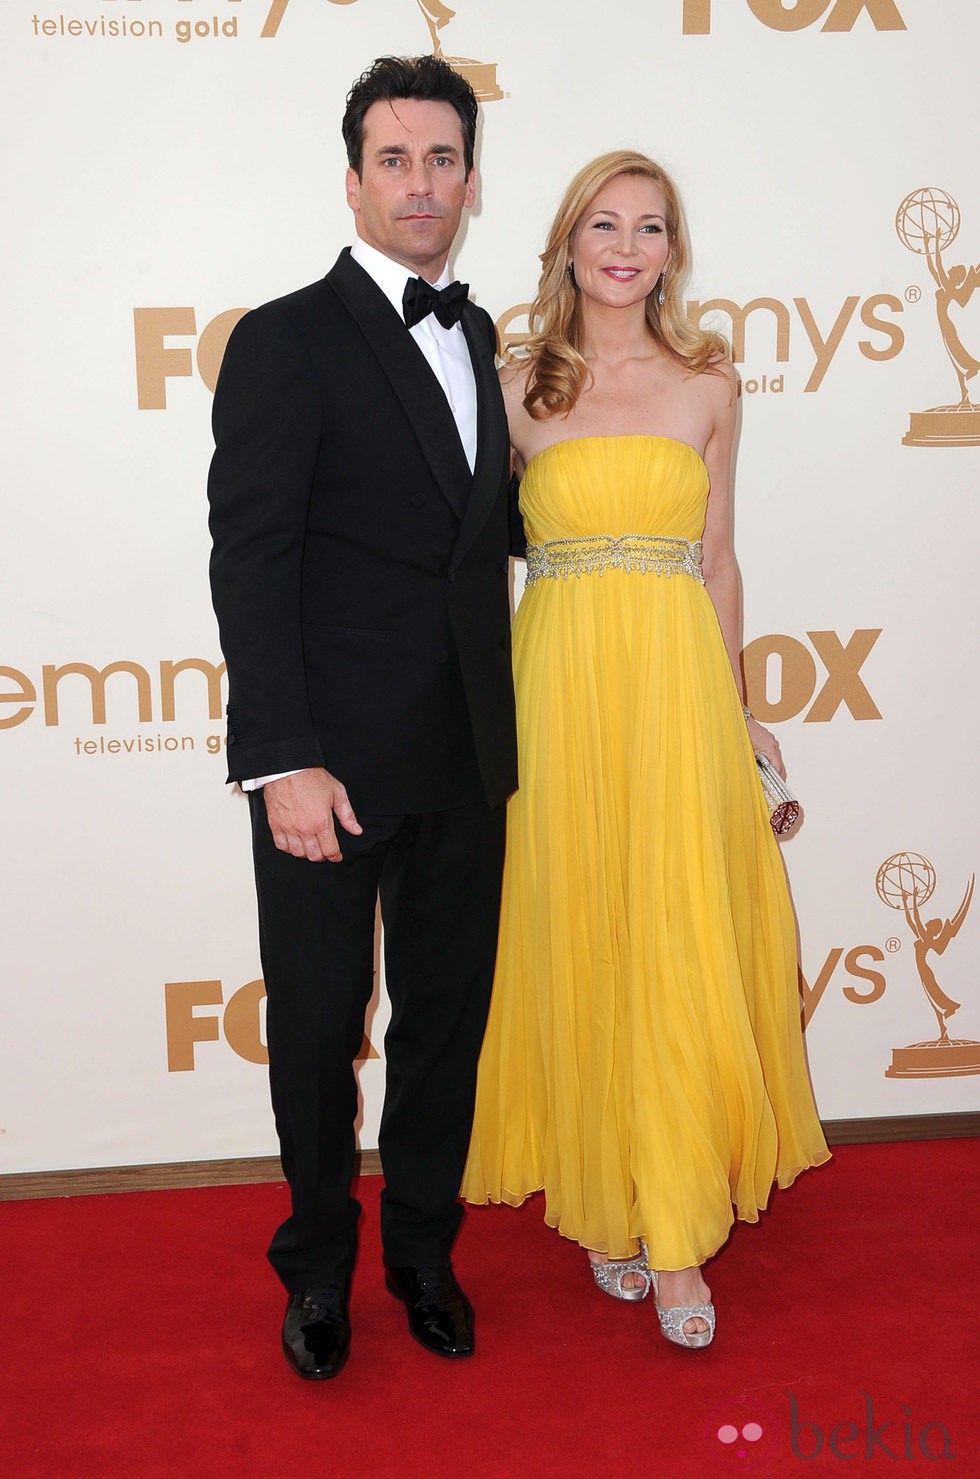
[518,150,729,420]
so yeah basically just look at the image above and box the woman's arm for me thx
[699,362,785,775]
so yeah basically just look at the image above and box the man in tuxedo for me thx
[207,55,521,1380]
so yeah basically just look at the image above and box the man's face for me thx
[346,98,476,279]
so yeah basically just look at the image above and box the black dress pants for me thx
[248,791,506,1292]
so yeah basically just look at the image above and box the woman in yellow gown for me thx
[460,152,829,1348]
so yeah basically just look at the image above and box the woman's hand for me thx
[746,715,785,778]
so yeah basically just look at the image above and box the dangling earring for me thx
[657,272,666,307]
[566,261,577,287]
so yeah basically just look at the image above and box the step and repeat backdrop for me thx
[2,0,977,1176]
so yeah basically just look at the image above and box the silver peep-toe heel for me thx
[648,1269,716,1348]
[589,1241,652,1303]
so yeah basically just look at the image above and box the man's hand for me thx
[263,768,363,862]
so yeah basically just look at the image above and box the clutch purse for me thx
[755,753,801,837]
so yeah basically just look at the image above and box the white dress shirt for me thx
[350,237,478,472]
[241,238,479,792]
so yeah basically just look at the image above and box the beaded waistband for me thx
[525,534,704,587]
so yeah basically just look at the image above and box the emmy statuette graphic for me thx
[876,852,979,1077]
[896,188,980,446]
[417,2,503,101]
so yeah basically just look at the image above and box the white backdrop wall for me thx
[2,0,978,1175]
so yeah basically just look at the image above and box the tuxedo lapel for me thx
[450,304,509,574]
[325,251,471,518]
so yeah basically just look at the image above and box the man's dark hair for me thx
[342,55,479,177]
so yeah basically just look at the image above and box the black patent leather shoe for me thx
[384,1263,475,1358]
[281,1285,351,1380]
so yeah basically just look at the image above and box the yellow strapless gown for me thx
[461,436,829,1270]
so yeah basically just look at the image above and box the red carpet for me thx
[2,1141,977,1477]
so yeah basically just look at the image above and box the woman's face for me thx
[569,174,672,311]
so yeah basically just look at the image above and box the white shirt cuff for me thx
[239,770,304,791]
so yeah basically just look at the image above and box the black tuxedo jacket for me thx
[208,249,523,814]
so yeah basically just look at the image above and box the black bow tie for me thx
[402,276,469,330]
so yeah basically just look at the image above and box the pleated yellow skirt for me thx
[461,436,829,1269]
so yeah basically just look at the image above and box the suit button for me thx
[435,653,449,664]
[410,493,425,508]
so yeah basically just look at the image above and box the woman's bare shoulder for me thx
[498,355,532,397]
[498,357,538,432]
[703,352,737,388]
[698,354,738,416]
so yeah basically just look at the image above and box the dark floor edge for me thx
[0,1150,379,1202]
[819,1111,978,1146]
[1,1116,976,1201]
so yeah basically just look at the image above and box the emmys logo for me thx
[682,0,907,33]
[417,2,503,101]
[0,656,229,758]
[165,978,378,1071]
[496,295,906,394]
[876,852,978,1079]
[260,0,504,99]
[261,0,359,39]
[896,189,980,447]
